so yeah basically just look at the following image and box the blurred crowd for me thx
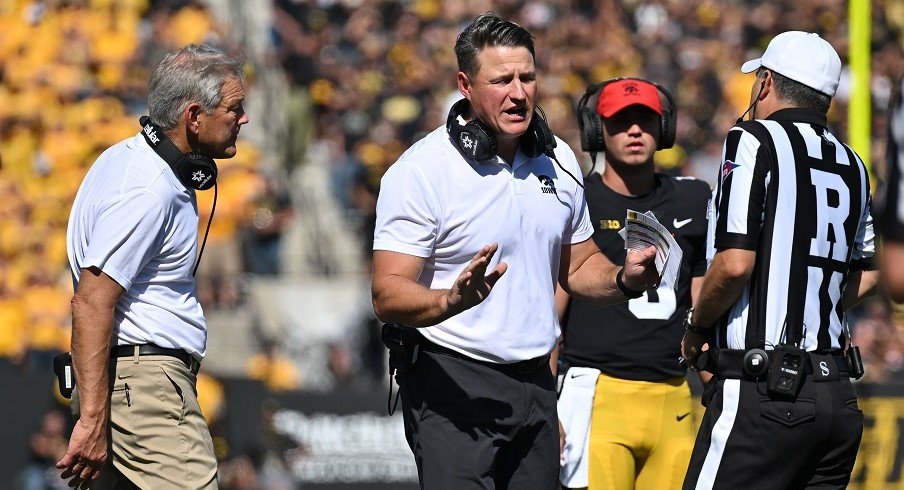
[3,0,904,487]
[0,0,283,373]
[273,0,904,189]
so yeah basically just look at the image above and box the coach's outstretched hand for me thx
[622,245,660,292]
[446,243,508,315]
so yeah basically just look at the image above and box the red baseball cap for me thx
[596,79,662,118]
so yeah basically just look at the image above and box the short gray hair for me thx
[148,44,245,131]
[758,67,831,114]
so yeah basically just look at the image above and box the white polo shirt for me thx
[67,133,207,359]
[374,126,592,362]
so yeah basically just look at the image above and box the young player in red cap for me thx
[556,77,711,490]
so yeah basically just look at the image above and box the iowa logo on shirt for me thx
[538,175,557,194]
[599,219,621,230]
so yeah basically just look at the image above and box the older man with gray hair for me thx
[59,44,249,488]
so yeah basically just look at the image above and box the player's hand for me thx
[622,245,659,292]
[446,243,508,315]
[57,417,108,489]
[681,328,710,371]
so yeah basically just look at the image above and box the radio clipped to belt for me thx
[381,323,421,415]
[765,315,865,398]
[763,319,808,398]
[766,344,806,398]
[53,352,75,399]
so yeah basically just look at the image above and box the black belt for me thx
[112,344,201,374]
[419,337,550,375]
[705,348,850,380]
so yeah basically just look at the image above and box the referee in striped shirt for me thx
[878,76,904,301]
[680,31,878,489]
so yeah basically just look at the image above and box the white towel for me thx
[557,366,600,488]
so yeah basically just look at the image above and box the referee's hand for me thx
[681,329,710,371]
[446,243,508,315]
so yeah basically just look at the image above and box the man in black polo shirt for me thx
[681,31,878,489]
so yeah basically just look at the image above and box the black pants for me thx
[397,349,559,489]
[683,376,863,489]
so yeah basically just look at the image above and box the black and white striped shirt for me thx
[706,108,875,352]
[877,77,904,240]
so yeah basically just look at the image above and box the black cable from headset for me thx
[736,80,766,125]
[193,183,217,276]
[551,154,584,189]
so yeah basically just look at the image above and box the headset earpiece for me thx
[446,99,556,162]
[657,104,677,150]
[577,83,606,154]
[522,105,557,158]
[139,116,218,190]
[179,151,218,190]
[579,107,605,153]
[446,99,497,162]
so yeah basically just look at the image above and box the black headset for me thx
[139,116,218,191]
[445,98,557,162]
[576,77,677,156]
[138,116,218,275]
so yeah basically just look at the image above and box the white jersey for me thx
[374,127,592,362]
[67,133,207,359]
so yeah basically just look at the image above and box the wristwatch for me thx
[683,307,709,335]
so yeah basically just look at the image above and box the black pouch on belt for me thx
[381,323,421,373]
[53,352,76,399]
[767,344,806,398]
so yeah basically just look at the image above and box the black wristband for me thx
[615,267,644,299]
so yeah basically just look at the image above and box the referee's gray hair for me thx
[759,67,831,114]
[148,44,245,131]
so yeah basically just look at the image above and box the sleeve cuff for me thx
[714,236,758,251]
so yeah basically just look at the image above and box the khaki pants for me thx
[73,354,218,489]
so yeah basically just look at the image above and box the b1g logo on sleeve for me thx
[810,168,850,262]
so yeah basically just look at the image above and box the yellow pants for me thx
[586,373,694,490]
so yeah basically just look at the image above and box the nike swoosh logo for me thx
[570,373,589,378]
[673,218,692,228]
[676,412,690,421]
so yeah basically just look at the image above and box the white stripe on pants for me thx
[695,379,741,490]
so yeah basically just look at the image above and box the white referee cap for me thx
[741,31,842,97]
